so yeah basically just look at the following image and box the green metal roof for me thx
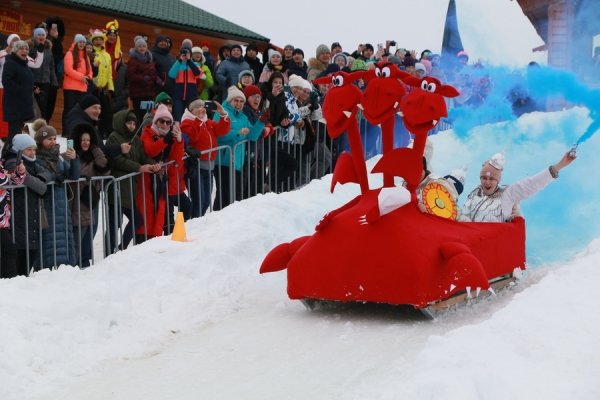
[60,0,269,42]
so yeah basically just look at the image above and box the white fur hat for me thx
[226,85,246,102]
[288,74,304,88]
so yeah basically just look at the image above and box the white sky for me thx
[188,0,546,66]
[2,106,599,400]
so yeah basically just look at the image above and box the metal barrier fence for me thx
[0,117,452,276]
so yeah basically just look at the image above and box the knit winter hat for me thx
[152,104,173,124]
[284,44,294,51]
[34,125,58,144]
[457,50,469,60]
[292,48,304,57]
[74,33,87,44]
[243,84,262,99]
[230,44,243,53]
[481,153,505,181]
[134,36,147,48]
[154,92,172,105]
[33,27,47,38]
[226,85,246,103]
[191,46,202,54]
[182,38,193,49]
[316,44,331,58]
[238,69,255,83]
[332,53,348,66]
[7,34,20,46]
[12,133,37,151]
[302,79,312,91]
[288,74,305,88]
[12,41,29,52]
[268,49,282,61]
[79,94,101,110]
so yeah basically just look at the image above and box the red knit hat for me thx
[243,85,262,99]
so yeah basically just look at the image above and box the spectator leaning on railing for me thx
[0,150,26,278]
[34,121,80,269]
[4,133,50,275]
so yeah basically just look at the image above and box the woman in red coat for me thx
[137,104,186,239]
[180,99,230,217]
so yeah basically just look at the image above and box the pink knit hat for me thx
[152,104,173,124]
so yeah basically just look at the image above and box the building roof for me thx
[59,0,269,42]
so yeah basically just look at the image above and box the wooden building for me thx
[516,0,599,71]
[1,0,270,132]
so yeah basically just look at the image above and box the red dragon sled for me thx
[260,64,525,316]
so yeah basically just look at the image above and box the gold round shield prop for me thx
[422,181,458,220]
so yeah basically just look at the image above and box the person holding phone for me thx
[33,121,80,269]
[3,133,49,276]
[168,45,201,121]
[0,148,26,278]
[138,104,187,237]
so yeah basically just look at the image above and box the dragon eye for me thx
[332,75,344,87]
[427,82,437,93]
[375,67,382,77]
[420,80,428,91]
[381,66,391,77]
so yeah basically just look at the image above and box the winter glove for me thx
[259,108,270,123]
[36,42,45,52]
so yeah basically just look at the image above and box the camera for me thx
[389,40,397,47]
[180,48,190,56]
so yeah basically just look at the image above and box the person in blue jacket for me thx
[168,45,201,121]
[212,85,265,210]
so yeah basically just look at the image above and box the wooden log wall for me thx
[1,1,267,133]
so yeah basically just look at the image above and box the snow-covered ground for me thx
[2,108,600,400]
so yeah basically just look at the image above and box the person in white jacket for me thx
[459,150,576,222]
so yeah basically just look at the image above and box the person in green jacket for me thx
[105,109,160,254]
[191,47,214,100]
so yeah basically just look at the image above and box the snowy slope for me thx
[1,109,599,400]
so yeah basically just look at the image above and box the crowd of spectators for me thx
[2,14,572,277]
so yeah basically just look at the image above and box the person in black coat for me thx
[150,35,175,96]
[286,48,308,80]
[244,44,263,83]
[64,94,130,159]
[3,134,51,275]
[2,41,34,140]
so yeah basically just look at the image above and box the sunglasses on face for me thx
[156,119,172,126]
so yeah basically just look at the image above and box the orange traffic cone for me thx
[171,212,187,242]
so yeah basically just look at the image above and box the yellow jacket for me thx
[92,46,114,91]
